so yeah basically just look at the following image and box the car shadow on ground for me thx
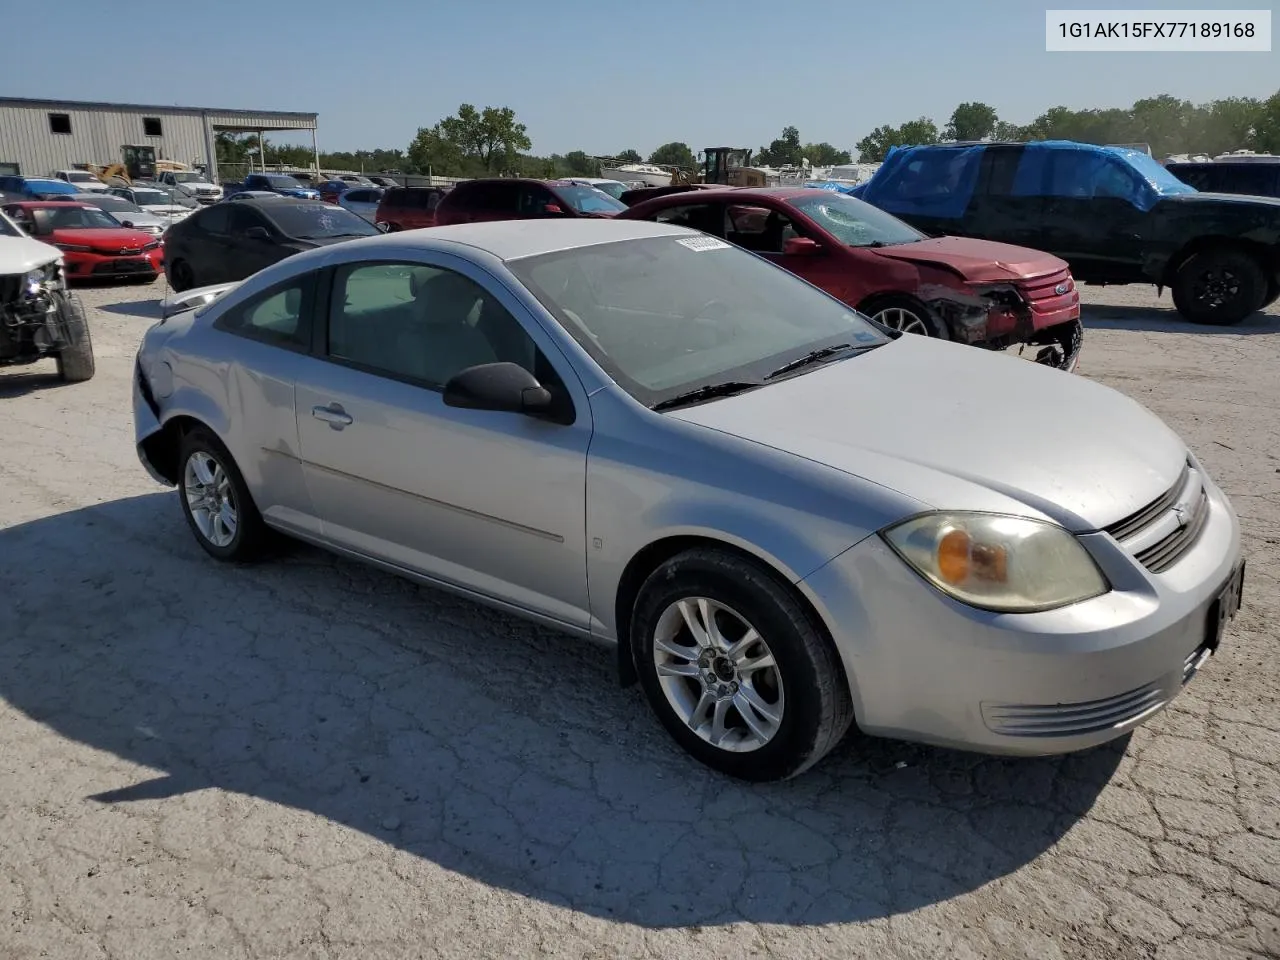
[1082,303,1280,335]
[0,493,1125,928]
[0,367,61,398]
[96,297,164,319]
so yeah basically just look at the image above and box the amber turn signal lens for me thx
[937,528,971,584]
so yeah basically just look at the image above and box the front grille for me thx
[93,259,153,275]
[983,680,1168,737]
[1018,267,1073,304]
[1104,460,1208,573]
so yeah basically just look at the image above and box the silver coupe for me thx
[132,219,1246,781]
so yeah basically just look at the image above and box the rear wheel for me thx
[1171,248,1266,325]
[54,294,95,383]
[169,259,195,292]
[630,548,854,781]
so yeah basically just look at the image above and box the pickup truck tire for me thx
[55,295,95,383]
[1171,248,1267,325]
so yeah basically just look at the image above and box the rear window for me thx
[1166,163,1279,196]
[261,203,380,239]
[383,187,442,209]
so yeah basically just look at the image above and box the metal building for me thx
[0,97,319,183]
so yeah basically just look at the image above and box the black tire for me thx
[1028,317,1084,372]
[54,294,95,383]
[1261,281,1279,311]
[176,427,268,563]
[630,548,855,781]
[861,296,949,339]
[1171,248,1267,325]
[169,259,195,293]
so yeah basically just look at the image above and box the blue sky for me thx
[4,0,1275,157]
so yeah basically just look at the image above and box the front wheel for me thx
[1171,248,1266,325]
[177,427,268,562]
[631,548,854,781]
[55,294,95,383]
[865,297,949,339]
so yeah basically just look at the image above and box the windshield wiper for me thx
[651,381,762,411]
[765,343,878,380]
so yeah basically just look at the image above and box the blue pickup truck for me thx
[235,173,320,200]
[851,140,1280,325]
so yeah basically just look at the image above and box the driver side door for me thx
[292,254,595,630]
[227,206,285,279]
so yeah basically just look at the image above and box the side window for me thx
[725,204,799,253]
[229,206,267,235]
[1094,159,1141,200]
[474,182,519,213]
[517,186,557,215]
[890,152,971,200]
[214,276,312,348]
[650,203,725,236]
[423,190,443,210]
[195,205,230,234]
[326,262,542,388]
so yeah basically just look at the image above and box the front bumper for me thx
[64,249,163,280]
[801,473,1243,756]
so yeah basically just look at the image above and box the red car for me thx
[618,187,1083,368]
[433,178,627,226]
[2,201,163,282]
[374,186,449,232]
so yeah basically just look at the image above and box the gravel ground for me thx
[1,277,1278,960]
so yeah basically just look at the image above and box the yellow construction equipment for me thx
[700,147,767,187]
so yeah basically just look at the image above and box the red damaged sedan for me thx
[618,188,1082,369]
[1,201,163,283]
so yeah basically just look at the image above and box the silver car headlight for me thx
[882,512,1109,613]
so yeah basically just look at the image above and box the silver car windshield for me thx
[507,234,890,407]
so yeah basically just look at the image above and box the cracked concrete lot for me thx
[1,279,1277,960]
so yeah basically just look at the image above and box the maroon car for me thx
[433,178,627,226]
[374,186,449,232]
[618,187,1083,368]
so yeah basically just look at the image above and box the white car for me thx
[71,193,169,238]
[107,186,196,227]
[0,208,95,382]
[336,186,384,222]
[564,177,629,200]
[51,170,110,193]
[157,171,224,204]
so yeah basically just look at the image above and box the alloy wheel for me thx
[651,597,785,752]
[183,451,238,548]
[872,306,930,335]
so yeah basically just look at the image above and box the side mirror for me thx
[783,236,822,256]
[244,226,271,240]
[443,362,557,419]
[543,203,564,215]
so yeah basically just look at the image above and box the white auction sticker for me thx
[1046,9,1271,51]
[675,236,730,252]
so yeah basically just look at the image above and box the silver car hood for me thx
[668,335,1187,531]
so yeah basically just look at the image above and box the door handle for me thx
[311,403,353,428]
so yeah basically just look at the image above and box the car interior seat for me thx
[395,269,498,385]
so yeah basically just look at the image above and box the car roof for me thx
[333,218,692,261]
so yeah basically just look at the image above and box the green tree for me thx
[856,117,939,161]
[407,103,532,177]
[1253,90,1280,153]
[1191,96,1264,155]
[993,120,1024,141]
[648,141,697,170]
[756,125,803,166]
[560,150,600,176]
[944,102,999,141]
[616,148,642,162]
[801,142,852,165]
